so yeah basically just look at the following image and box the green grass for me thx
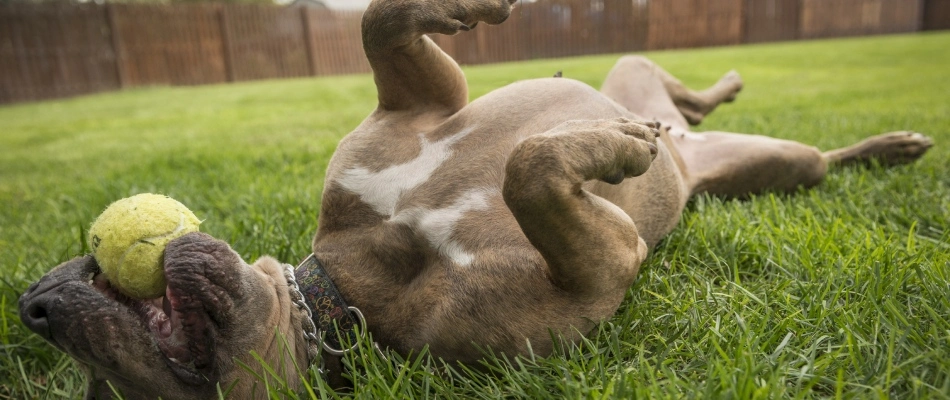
[2,32,949,398]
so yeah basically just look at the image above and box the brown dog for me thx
[19,0,933,398]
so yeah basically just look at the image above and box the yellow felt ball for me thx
[88,193,201,299]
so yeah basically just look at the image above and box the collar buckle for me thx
[322,306,366,356]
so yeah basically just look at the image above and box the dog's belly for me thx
[313,78,685,356]
[324,78,683,248]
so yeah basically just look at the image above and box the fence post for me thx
[739,0,746,43]
[106,4,127,88]
[801,0,809,39]
[300,7,317,76]
[218,6,235,82]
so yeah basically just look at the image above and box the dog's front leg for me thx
[503,118,660,299]
[362,0,517,114]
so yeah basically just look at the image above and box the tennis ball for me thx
[88,193,201,299]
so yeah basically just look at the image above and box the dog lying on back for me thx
[19,0,932,398]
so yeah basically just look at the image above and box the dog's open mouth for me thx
[90,271,215,385]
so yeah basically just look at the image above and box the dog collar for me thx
[283,254,365,366]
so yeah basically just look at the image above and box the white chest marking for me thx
[391,189,494,267]
[337,128,474,216]
[671,127,706,141]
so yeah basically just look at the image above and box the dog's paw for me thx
[425,0,517,35]
[719,70,743,103]
[596,118,660,184]
[854,131,934,166]
[615,117,660,155]
[513,117,660,186]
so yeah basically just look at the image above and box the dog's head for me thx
[18,232,308,399]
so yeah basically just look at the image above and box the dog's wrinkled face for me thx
[19,232,301,400]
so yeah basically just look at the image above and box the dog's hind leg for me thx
[675,130,830,198]
[598,57,932,198]
[600,56,743,126]
[675,129,933,198]
[503,118,659,298]
[362,0,517,115]
[822,131,934,167]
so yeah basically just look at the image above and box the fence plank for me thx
[305,8,368,76]
[112,4,226,86]
[744,0,800,43]
[300,7,317,76]
[219,6,235,82]
[227,4,310,81]
[648,0,743,50]
[801,0,923,38]
[878,0,923,33]
[0,4,119,103]
[924,0,950,30]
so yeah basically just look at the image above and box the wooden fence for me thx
[0,0,945,104]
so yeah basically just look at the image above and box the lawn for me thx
[1,32,949,398]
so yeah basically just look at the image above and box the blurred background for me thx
[1,0,948,105]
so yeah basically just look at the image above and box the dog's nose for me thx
[21,301,52,339]
[19,256,99,342]
[19,293,53,340]
[19,278,66,342]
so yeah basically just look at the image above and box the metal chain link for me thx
[283,263,323,371]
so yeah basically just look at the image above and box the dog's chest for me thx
[327,126,512,267]
[334,127,476,215]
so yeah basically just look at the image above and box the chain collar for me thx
[283,254,374,370]
[284,255,395,383]
[283,263,322,366]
